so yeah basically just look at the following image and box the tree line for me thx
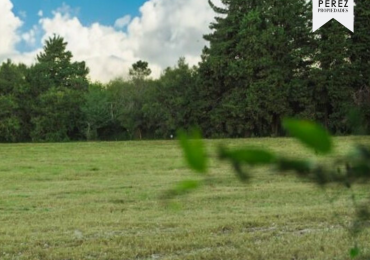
[0,0,369,142]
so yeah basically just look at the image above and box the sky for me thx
[0,0,220,82]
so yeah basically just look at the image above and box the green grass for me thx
[0,137,369,260]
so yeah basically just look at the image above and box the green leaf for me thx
[282,118,333,154]
[178,129,207,174]
[175,180,200,195]
[354,145,370,160]
[219,147,276,165]
[277,158,312,174]
[162,180,201,200]
[232,162,250,182]
[350,247,360,258]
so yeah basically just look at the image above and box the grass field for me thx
[0,137,370,260]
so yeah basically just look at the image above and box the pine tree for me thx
[350,0,370,132]
[311,20,352,133]
[236,0,314,135]
[197,0,260,137]
[27,35,89,141]
[198,0,314,137]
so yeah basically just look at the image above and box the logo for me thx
[313,0,354,32]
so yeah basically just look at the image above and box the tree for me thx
[0,95,21,142]
[27,35,89,141]
[82,82,117,140]
[349,0,370,133]
[107,78,151,140]
[105,61,154,139]
[31,87,84,142]
[197,0,314,137]
[143,58,198,137]
[197,0,254,137]
[238,0,314,136]
[0,60,30,142]
[129,60,152,82]
[310,21,352,134]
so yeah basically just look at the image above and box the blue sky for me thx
[1,0,217,82]
[10,0,147,52]
[11,0,146,29]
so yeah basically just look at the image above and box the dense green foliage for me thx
[0,36,89,142]
[0,0,369,142]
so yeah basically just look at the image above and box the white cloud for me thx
[38,13,136,82]
[1,0,223,82]
[38,10,43,17]
[114,15,131,29]
[126,0,219,69]
[21,25,38,46]
[18,10,26,19]
[55,2,79,17]
[0,0,22,60]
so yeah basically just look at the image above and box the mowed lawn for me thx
[0,137,369,260]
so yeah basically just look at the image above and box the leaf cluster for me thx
[174,119,370,258]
